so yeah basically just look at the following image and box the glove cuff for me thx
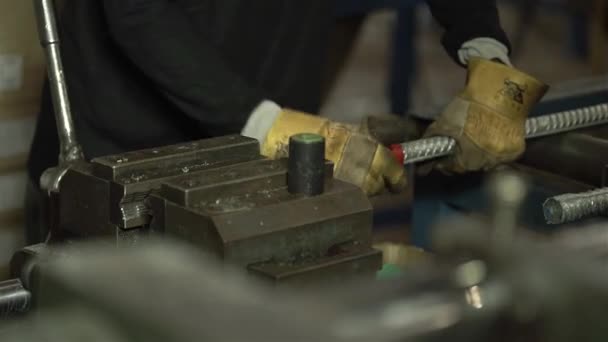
[458,37,512,66]
[241,100,282,143]
[461,58,548,119]
[261,109,329,159]
[261,109,359,166]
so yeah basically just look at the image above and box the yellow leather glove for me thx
[261,110,407,195]
[422,58,548,174]
[360,114,426,145]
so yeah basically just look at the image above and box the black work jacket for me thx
[28,0,509,186]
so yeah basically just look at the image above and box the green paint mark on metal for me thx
[292,133,324,144]
[376,263,404,279]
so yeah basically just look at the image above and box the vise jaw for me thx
[56,135,381,285]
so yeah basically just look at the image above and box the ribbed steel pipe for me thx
[0,279,31,317]
[397,103,608,165]
[400,136,457,164]
[543,187,608,224]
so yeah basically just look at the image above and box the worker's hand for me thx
[359,114,427,145]
[260,110,407,195]
[419,58,548,174]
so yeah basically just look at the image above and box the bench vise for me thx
[54,135,381,286]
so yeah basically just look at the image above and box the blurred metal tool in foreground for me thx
[5,190,608,341]
[0,279,30,317]
[486,170,528,243]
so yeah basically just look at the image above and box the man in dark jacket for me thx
[26,0,546,243]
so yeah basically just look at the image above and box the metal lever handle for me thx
[390,103,608,165]
[34,0,83,192]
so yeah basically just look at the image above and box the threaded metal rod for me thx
[543,187,608,224]
[0,279,31,317]
[399,103,608,164]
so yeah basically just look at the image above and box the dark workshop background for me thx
[0,0,606,278]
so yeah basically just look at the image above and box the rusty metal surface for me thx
[213,182,370,245]
[57,136,263,236]
[160,180,373,267]
[160,158,333,207]
[248,244,382,287]
[101,135,262,228]
[58,163,114,237]
[145,147,378,283]
[92,135,258,180]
